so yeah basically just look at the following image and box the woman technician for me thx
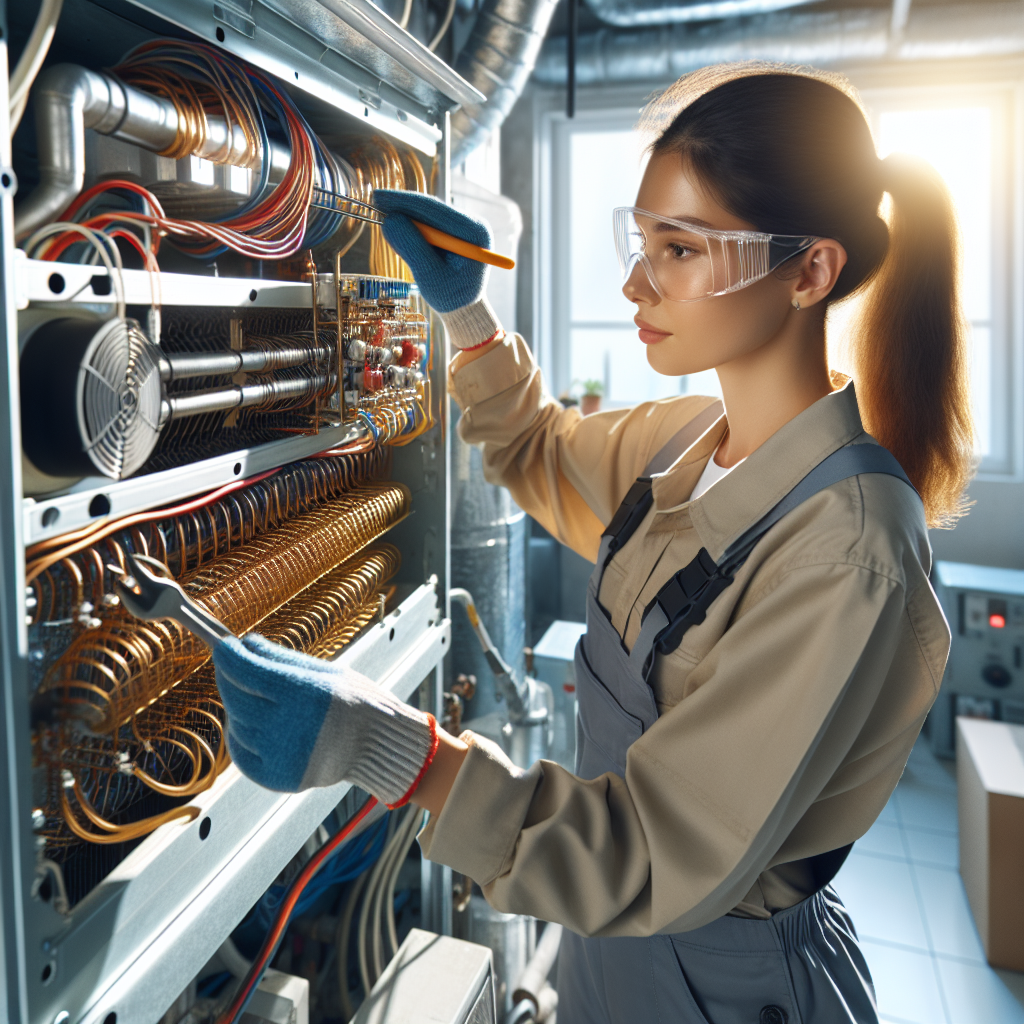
[214,64,974,1022]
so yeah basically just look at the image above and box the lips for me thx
[634,316,671,346]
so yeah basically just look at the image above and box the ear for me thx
[791,240,847,309]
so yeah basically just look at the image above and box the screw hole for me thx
[441,636,446,645]
[89,495,111,518]
[104,1014,117,1024]
[47,273,65,294]
[199,816,212,840]
[90,274,112,296]
[249,289,258,302]
[41,962,53,983]
[215,26,225,42]
[233,463,242,475]
[294,71,299,79]
[1,172,11,188]
[389,627,395,641]
[41,507,60,528]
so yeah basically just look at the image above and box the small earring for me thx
[792,298,802,311]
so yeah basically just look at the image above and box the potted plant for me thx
[579,379,604,416]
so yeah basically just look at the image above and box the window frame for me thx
[533,69,1024,480]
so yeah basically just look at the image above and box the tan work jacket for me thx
[420,333,951,936]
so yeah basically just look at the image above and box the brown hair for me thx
[649,66,975,527]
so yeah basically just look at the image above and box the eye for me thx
[665,242,697,260]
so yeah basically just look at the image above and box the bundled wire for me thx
[216,796,381,1024]
[25,40,349,262]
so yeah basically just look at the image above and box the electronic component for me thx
[352,929,497,1024]
[930,561,1024,757]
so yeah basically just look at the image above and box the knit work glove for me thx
[374,188,502,349]
[212,634,438,807]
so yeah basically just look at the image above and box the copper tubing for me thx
[50,544,399,848]
[256,544,399,655]
[40,482,410,732]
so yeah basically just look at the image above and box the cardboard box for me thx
[957,717,1024,971]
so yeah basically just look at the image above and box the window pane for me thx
[569,328,724,406]
[970,324,992,457]
[877,108,992,323]
[570,327,679,406]
[877,107,994,457]
[569,130,647,323]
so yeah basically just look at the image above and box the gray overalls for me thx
[559,412,914,1024]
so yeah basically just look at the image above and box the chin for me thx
[645,342,705,379]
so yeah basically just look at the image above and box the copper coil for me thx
[256,544,400,654]
[46,545,399,852]
[27,450,389,622]
[39,482,410,733]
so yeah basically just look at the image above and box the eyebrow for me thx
[651,216,715,231]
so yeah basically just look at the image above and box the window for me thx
[547,111,722,408]
[542,84,1019,475]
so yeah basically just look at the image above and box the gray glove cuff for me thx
[301,684,435,806]
[441,298,503,350]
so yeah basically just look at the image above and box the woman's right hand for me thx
[373,189,491,314]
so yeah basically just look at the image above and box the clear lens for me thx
[613,208,818,303]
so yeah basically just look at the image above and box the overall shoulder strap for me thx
[595,400,725,576]
[628,442,917,678]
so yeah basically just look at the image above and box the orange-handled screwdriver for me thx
[310,188,516,270]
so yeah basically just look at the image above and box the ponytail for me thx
[648,65,976,528]
[854,154,975,527]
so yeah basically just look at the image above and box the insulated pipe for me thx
[14,64,277,238]
[450,586,532,721]
[450,0,561,165]
[533,2,1024,86]
[583,0,815,28]
[512,922,563,1017]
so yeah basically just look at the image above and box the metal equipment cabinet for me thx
[0,3,479,1021]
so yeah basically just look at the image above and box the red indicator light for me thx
[989,613,1006,629]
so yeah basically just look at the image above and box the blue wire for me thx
[357,410,380,444]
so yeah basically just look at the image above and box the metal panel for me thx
[119,0,484,155]
[24,420,367,544]
[27,584,449,1024]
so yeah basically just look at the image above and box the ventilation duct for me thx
[534,3,1024,86]
[583,0,816,29]
[450,0,560,165]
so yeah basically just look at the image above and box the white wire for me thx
[384,807,423,957]
[9,0,65,133]
[429,0,457,51]
[399,0,414,29]
[21,222,126,321]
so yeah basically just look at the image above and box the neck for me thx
[714,308,833,467]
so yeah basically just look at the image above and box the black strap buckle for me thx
[643,547,735,657]
[601,477,654,566]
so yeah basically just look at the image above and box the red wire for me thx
[216,796,380,1024]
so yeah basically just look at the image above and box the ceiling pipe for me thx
[582,0,817,29]
[533,2,1024,86]
[450,0,561,165]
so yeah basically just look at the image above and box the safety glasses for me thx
[613,207,821,303]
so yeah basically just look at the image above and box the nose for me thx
[622,258,660,305]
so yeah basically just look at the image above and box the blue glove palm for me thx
[374,189,491,313]
[213,633,435,803]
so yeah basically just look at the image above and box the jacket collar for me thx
[651,380,867,560]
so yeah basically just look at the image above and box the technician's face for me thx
[624,152,795,378]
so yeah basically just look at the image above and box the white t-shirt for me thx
[689,445,745,502]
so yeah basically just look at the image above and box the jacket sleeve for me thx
[419,558,920,937]
[449,333,718,562]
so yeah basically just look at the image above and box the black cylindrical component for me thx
[21,318,101,477]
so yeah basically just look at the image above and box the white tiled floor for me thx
[832,738,1024,1024]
